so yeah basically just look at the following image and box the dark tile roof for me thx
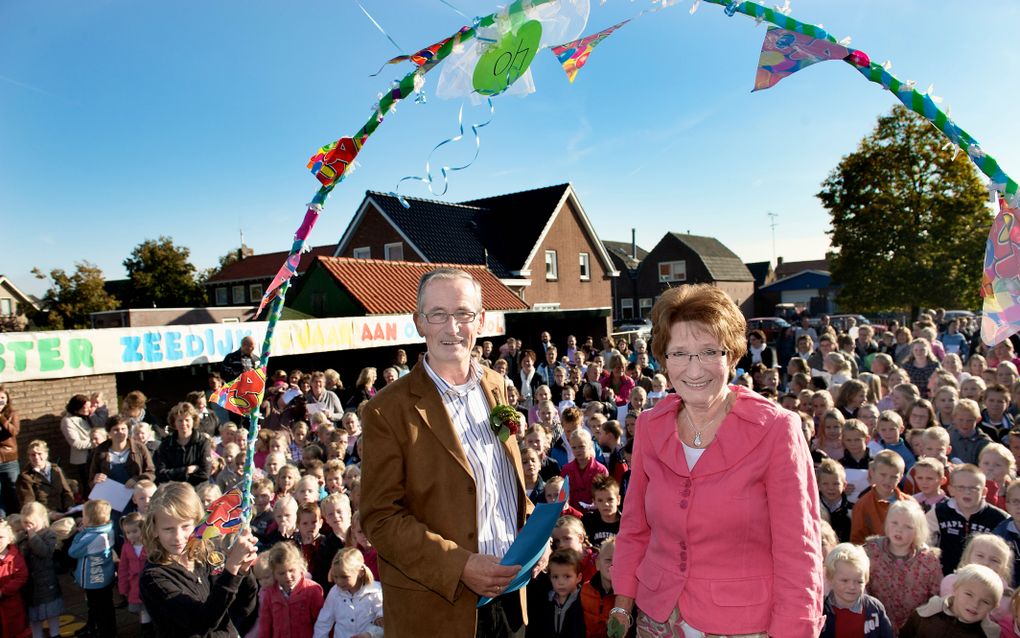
[365,183,571,279]
[313,257,529,314]
[602,240,648,270]
[207,245,336,283]
[669,233,754,282]
[744,261,773,287]
[774,258,830,280]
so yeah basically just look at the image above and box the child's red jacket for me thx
[118,541,147,605]
[259,576,323,638]
[0,544,31,638]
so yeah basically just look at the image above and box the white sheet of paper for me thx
[844,469,871,503]
[282,388,301,404]
[88,479,135,512]
[305,402,324,415]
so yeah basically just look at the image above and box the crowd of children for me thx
[8,313,1020,636]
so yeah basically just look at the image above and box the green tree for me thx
[30,262,120,329]
[123,236,207,307]
[818,105,992,314]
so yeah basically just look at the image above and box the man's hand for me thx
[461,553,519,599]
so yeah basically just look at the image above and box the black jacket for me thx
[140,559,258,638]
[153,432,212,486]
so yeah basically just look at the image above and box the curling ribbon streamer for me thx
[392,97,496,205]
[352,0,405,54]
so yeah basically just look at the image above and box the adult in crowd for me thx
[60,393,94,493]
[535,345,563,386]
[305,371,344,423]
[153,402,211,486]
[89,415,155,490]
[611,284,823,637]
[516,349,542,409]
[220,335,260,381]
[15,440,74,519]
[393,348,411,377]
[347,367,378,409]
[737,330,777,371]
[120,389,160,434]
[0,385,20,517]
[361,268,534,637]
[605,354,636,406]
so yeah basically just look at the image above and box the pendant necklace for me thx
[683,407,706,448]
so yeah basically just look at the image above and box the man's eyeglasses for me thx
[421,310,478,324]
[663,349,728,365]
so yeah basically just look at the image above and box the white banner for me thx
[0,312,506,383]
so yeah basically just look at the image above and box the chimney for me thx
[777,256,784,266]
[631,228,636,260]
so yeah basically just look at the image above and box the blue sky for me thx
[3,0,1019,299]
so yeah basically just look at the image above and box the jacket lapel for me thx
[408,365,474,479]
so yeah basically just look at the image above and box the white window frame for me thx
[353,246,371,259]
[249,283,264,303]
[658,260,687,283]
[621,298,634,319]
[215,288,228,305]
[232,285,246,304]
[384,242,404,261]
[579,252,591,281]
[640,298,654,318]
[545,250,558,281]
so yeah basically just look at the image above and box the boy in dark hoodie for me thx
[526,549,586,638]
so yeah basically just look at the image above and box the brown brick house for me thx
[333,184,620,345]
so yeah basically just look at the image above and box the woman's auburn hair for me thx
[649,284,748,370]
[142,482,209,565]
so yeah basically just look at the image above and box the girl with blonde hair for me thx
[313,547,384,638]
[139,482,258,637]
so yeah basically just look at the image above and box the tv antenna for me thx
[767,211,779,264]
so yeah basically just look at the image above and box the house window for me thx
[249,284,264,303]
[545,250,558,280]
[579,252,591,281]
[215,288,228,305]
[232,285,246,304]
[621,298,634,319]
[353,247,371,259]
[311,292,326,316]
[0,298,11,315]
[640,298,653,318]
[384,242,403,261]
[658,260,687,283]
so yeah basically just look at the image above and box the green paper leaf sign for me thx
[472,19,542,96]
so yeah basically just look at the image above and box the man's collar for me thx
[423,355,483,398]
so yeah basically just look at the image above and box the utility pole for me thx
[767,211,779,264]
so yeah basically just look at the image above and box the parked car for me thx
[612,318,652,340]
[746,317,791,344]
[829,314,888,336]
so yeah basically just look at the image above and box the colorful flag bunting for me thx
[308,135,366,187]
[550,19,630,83]
[753,26,850,91]
[209,367,267,417]
[982,197,1020,345]
[255,249,302,318]
[193,488,244,542]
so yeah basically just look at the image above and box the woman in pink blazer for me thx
[611,285,824,638]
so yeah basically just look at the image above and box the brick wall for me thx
[340,205,419,261]
[3,374,118,470]
[525,199,612,311]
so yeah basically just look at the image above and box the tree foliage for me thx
[818,105,992,313]
[30,262,120,330]
[123,236,207,307]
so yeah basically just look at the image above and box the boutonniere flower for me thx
[490,404,522,443]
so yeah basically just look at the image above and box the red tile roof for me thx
[208,245,336,283]
[314,257,529,314]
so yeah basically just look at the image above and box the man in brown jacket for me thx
[361,269,534,637]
